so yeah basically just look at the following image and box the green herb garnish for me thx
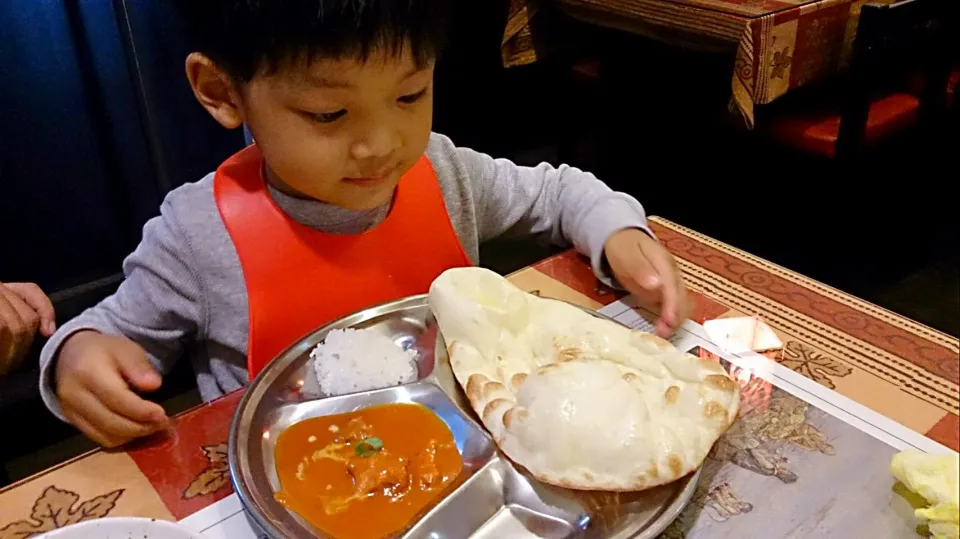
[354,436,384,457]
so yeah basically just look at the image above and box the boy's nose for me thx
[351,127,401,161]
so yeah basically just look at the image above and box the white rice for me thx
[311,328,418,396]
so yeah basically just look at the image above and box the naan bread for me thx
[428,267,740,491]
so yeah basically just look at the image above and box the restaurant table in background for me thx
[0,217,956,537]
[504,0,891,126]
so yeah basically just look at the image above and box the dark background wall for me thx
[0,0,242,293]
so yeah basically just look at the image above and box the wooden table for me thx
[1,217,956,537]
[504,0,885,126]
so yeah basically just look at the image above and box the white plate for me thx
[35,517,205,539]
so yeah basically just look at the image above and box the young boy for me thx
[39,0,689,448]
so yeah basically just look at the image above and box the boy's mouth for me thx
[342,169,395,187]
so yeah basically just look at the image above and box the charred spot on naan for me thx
[510,372,528,390]
[554,345,584,363]
[481,398,514,425]
[632,332,673,351]
[622,372,639,383]
[663,386,680,405]
[502,406,529,429]
[667,455,683,477]
[647,459,660,480]
[703,401,726,420]
[705,374,737,393]
[482,381,509,401]
[495,366,518,384]
[465,374,490,404]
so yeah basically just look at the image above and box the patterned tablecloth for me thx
[0,217,956,537]
[505,0,884,126]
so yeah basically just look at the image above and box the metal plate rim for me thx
[622,467,701,539]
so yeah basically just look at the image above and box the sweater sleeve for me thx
[38,193,207,420]
[446,135,651,282]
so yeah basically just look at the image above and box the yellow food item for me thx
[891,450,960,539]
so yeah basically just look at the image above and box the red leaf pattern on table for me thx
[0,486,123,538]
[183,443,230,499]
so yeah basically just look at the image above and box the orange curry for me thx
[274,403,462,539]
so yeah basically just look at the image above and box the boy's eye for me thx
[397,88,428,105]
[311,109,346,123]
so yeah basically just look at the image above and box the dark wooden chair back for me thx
[836,0,957,159]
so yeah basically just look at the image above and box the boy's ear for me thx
[185,53,244,129]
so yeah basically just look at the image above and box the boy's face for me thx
[195,48,434,210]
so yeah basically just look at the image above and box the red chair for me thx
[947,67,959,110]
[765,0,956,160]
[767,93,920,159]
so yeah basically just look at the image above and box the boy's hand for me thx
[1,282,56,377]
[604,228,691,337]
[56,331,170,448]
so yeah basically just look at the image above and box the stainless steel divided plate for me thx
[229,294,700,539]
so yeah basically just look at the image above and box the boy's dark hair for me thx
[176,0,451,82]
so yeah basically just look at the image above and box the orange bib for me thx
[213,145,471,378]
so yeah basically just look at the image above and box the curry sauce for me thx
[274,403,462,539]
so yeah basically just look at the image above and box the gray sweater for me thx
[39,133,650,419]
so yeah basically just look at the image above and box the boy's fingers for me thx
[113,345,163,393]
[610,248,659,296]
[81,362,168,424]
[95,378,168,425]
[69,389,162,440]
[678,287,693,322]
[65,408,126,449]
[651,262,679,326]
[623,249,661,291]
[6,283,56,335]
[640,244,682,334]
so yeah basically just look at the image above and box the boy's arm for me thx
[452,141,652,281]
[39,198,205,420]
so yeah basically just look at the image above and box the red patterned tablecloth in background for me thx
[504,0,888,126]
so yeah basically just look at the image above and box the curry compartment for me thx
[230,294,701,539]
[236,380,498,539]
[260,382,497,497]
